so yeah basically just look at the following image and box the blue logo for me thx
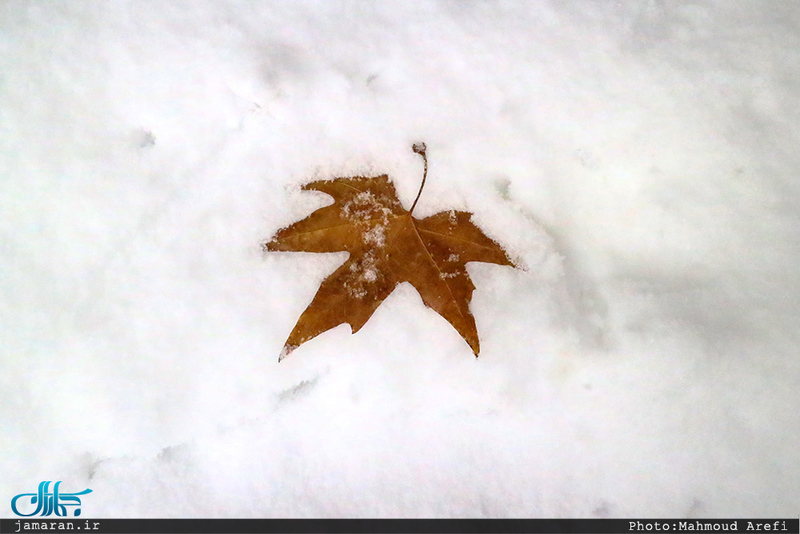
[11,481,92,517]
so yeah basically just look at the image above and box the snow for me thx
[2,0,799,518]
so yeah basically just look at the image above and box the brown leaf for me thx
[264,173,515,360]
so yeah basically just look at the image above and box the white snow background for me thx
[1,0,798,518]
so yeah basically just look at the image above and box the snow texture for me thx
[1,0,799,518]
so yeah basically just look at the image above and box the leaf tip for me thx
[263,237,285,254]
[278,344,298,362]
[509,254,527,271]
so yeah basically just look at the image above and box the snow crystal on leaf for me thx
[363,224,386,247]
[448,210,458,225]
[363,267,378,282]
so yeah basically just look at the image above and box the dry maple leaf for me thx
[264,143,515,360]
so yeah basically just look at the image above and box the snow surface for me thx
[2,0,799,518]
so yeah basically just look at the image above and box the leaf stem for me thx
[409,142,427,216]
